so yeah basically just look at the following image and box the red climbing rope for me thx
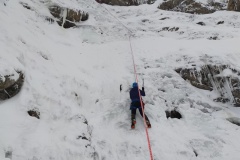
[95,3,154,159]
[129,36,154,160]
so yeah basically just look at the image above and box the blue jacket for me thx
[130,87,145,109]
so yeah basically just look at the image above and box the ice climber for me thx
[130,82,151,129]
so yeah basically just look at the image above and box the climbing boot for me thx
[131,114,136,129]
[146,120,151,128]
[131,120,136,129]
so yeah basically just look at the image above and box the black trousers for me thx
[131,107,149,122]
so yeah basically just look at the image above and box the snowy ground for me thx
[1,0,240,160]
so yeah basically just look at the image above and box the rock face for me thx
[176,65,240,107]
[228,0,240,11]
[165,109,182,119]
[28,109,40,119]
[49,5,89,28]
[0,72,24,100]
[96,0,139,5]
[227,117,240,126]
[96,0,156,6]
[158,0,225,14]
[196,22,206,26]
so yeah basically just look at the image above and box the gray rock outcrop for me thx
[0,72,24,100]
[228,0,240,11]
[176,65,240,107]
[96,0,156,6]
[49,5,89,28]
[158,0,225,14]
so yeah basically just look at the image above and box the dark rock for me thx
[208,36,218,40]
[165,109,182,119]
[228,0,240,12]
[158,0,217,14]
[161,26,179,32]
[191,81,213,91]
[175,68,182,73]
[227,117,240,126]
[83,119,88,125]
[184,1,215,14]
[176,67,213,91]
[193,149,198,157]
[217,21,224,25]
[214,97,230,103]
[77,135,89,141]
[5,150,12,159]
[165,110,171,118]
[49,5,89,28]
[142,19,149,23]
[45,17,55,23]
[95,0,156,6]
[96,0,139,6]
[95,99,99,103]
[158,88,166,92]
[200,108,209,113]
[210,2,226,10]
[176,65,240,106]
[162,27,169,31]
[232,89,240,106]
[231,78,239,87]
[232,89,240,98]
[20,2,32,10]
[196,22,206,26]
[160,17,170,20]
[169,27,179,31]
[234,103,240,107]
[0,72,24,100]
[40,54,49,60]
[28,109,40,119]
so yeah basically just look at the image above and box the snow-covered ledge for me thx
[0,65,24,100]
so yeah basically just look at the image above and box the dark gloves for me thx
[142,87,144,91]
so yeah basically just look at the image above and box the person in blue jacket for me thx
[130,82,151,129]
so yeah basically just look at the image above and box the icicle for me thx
[217,66,229,101]
[62,8,68,27]
[229,76,234,91]
[197,70,202,85]
[202,69,208,85]
[224,78,235,104]
[80,11,83,22]
[205,65,223,96]
[213,66,224,96]
[191,70,197,81]
[222,67,235,104]
[4,89,10,98]
[208,73,218,92]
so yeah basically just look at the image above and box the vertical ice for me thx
[62,8,67,27]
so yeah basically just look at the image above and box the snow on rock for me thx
[0,63,19,83]
[227,117,240,126]
[0,72,24,100]
[176,64,240,106]
[95,0,156,6]
[48,5,89,28]
[227,0,240,12]
[158,0,226,14]
[0,61,24,100]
